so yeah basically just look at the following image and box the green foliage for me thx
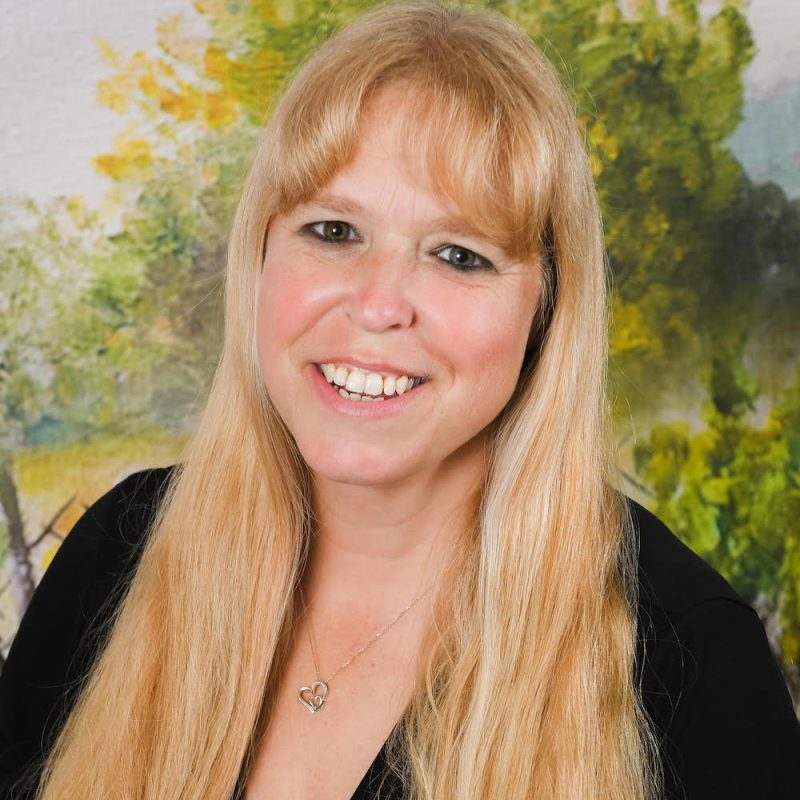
[635,361,800,661]
[0,198,113,449]
[114,1,764,465]
[5,0,796,665]
[96,0,770,418]
[94,122,257,425]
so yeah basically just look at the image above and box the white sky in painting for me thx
[740,0,800,97]
[0,0,798,207]
[0,0,199,208]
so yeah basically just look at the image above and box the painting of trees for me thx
[1,0,797,710]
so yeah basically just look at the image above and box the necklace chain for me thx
[296,583,433,714]
[305,585,433,684]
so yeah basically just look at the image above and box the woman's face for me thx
[256,87,542,487]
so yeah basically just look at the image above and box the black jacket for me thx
[1,467,798,799]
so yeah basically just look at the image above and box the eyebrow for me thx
[297,191,489,243]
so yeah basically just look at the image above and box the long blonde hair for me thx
[34,1,663,797]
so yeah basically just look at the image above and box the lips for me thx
[312,357,428,380]
[309,360,427,416]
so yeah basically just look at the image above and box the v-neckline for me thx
[350,737,399,798]
[232,736,404,800]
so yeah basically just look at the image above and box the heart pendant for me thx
[297,680,328,714]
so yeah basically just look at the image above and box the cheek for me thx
[255,260,319,368]
[429,283,531,394]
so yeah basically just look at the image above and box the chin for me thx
[299,441,409,487]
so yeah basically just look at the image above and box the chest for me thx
[243,627,420,800]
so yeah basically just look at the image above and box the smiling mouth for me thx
[316,362,427,402]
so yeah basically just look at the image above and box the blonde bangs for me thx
[263,5,562,265]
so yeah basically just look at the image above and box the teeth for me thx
[364,373,383,396]
[319,363,424,400]
[338,388,383,402]
[345,370,365,393]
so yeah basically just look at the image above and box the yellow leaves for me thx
[96,44,178,119]
[40,543,60,572]
[701,475,733,505]
[194,0,223,16]
[95,37,122,69]
[783,631,800,664]
[159,84,202,122]
[97,77,130,113]
[251,0,285,26]
[778,538,800,662]
[204,46,230,82]
[157,14,205,65]
[138,71,204,122]
[93,134,154,181]
[636,422,691,498]
[204,90,237,129]
[643,208,670,237]
[137,72,160,100]
[224,48,286,119]
[678,147,704,193]
[589,151,603,179]
[234,48,285,87]
[634,165,654,193]
[95,20,242,143]
[610,298,650,354]
[588,118,619,177]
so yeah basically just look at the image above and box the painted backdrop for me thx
[1,0,799,714]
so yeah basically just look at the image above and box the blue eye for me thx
[433,244,495,272]
[303,220,359,243]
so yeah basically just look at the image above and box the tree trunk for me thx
[0,454,35,620]
[753,591,800,716]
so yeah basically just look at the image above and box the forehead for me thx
[309,87,444,193]
[273,80,549,261]
[322,89,496,229]
[302,95,463,220]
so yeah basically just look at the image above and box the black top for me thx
[1,467,798,799]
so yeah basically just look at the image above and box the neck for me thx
[303,444,485,615]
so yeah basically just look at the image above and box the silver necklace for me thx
[296,583,434,715]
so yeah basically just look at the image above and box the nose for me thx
[342,246,415,332]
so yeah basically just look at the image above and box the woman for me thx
[1,1,798,798]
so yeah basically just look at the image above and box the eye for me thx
[432,244,495,272]
[303,220,360,243]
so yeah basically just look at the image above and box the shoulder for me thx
[16,463,178,629]
[75,464,178,550]
[625,498,800,798]
[37,465,178,611]
[0,465,179,794]
[627,498,742,614]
